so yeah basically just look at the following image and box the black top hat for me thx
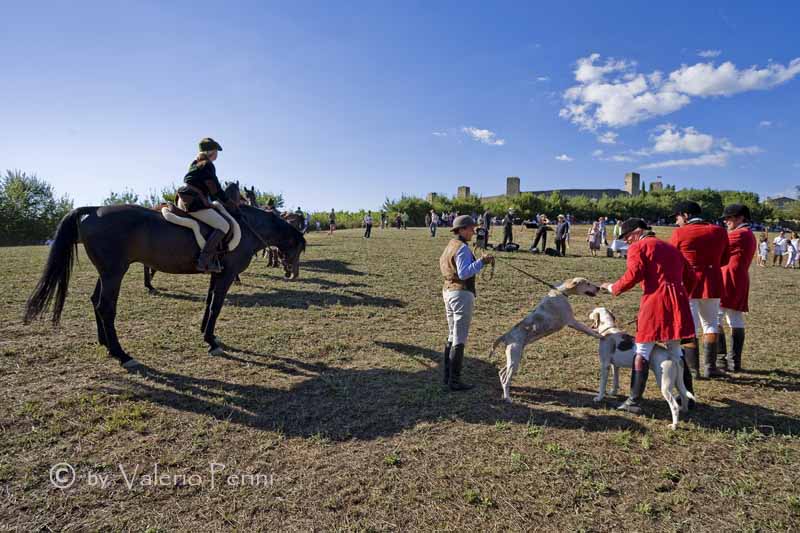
[722,203,751,220]
[618,218,652,240]
[672,200,702,217]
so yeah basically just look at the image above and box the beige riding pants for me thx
[178,200,230,234]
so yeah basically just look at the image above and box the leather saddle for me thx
[160,202,241,252]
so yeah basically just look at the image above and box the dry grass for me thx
[1,225,799,532]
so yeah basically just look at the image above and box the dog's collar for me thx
[598,324,621,336]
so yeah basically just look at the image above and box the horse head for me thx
[241,206,305,280]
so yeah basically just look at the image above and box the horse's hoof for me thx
[669,423,678,431]
[122,358,141,370]
[209,347,225,356]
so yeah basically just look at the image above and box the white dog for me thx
[589,307,695,430]
[490,277,602,403]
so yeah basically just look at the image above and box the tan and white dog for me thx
[491,278,602,403]
[589,307,695,430]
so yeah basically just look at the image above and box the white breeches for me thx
[690,298,720,335]
[635,340,682,361]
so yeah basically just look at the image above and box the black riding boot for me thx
[717,329,728,369]
[681,355,696,410]
[448,344,474,391]
[196,229,226,273]
[441,342,452,387]
[730,327,745,372]
[618,355,649,414]
[682,339,701,380]
[702,333,725,378]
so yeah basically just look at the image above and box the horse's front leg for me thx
[200,273,217,334]
[203,273,235,355]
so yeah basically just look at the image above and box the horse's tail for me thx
[24,207,93,325]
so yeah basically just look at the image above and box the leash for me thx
[493,256,558,290]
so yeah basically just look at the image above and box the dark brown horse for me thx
[24,201,305,368]
[143,181,247,292]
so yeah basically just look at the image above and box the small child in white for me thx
[786,238,798,269]
[758,237,768,267]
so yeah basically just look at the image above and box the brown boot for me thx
[196,230,226,273]
[702,333,726,378]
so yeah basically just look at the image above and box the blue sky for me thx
[3,1,799,210]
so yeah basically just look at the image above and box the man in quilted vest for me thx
[439,215,494,391]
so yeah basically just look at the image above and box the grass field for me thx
[2,224,799,531]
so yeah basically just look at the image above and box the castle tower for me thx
[650,177,663,192]
[624,172,640,196]
[506,176,521,197]
[457,186,471,199]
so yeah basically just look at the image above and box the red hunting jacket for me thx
[611,236,695,343]
[669,221,730,299]
[721,225,757,312]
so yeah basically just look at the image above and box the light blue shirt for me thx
[454,241,484,280]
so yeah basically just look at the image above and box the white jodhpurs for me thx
[443,290,475,346]
[184,206,231,234]
[690,298,720,335]
[635,340,683,361]
[719,308,746,329]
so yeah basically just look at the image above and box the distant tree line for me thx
[1,170,798,245]
[0,170,73,245]
[382,188,785,227]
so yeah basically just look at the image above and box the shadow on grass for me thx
[302,259,370,277]
[104,343,652,441]
[155,287,404,309]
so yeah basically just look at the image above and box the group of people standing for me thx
[760,230,800,268]
[438,200,758,422]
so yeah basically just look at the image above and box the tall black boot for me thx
[618,355,649,414]
[702,333,725,378]
[717,328,728,369]
[730,328,745,372]
[681,356,696,410]
[448,344,474,391]
[682,338,701,380]
[196,229,226,273]
[441,342,452,386]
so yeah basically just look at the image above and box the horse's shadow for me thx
[301,259,375,277]
[155,287,404,309]
[104,342,650,441]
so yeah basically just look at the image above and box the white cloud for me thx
[698,49,722,58]
[719,139,763,155]
[592,149,604,157]
[536,76,550,82]
[667,58,800,96]
[555,154,573,162]
[597,131,618,144]
[461,126,505,146]
[651,124,714,154]
[432,131,448,137]
[640,153,729,169]
[606,154,635,162]
[560,54,800,130]
[759,120,773,128]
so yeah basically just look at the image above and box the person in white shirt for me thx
[363,212,374,238]
[785,235,798,269]
[758,237,769,267]
[772,231,786,266]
